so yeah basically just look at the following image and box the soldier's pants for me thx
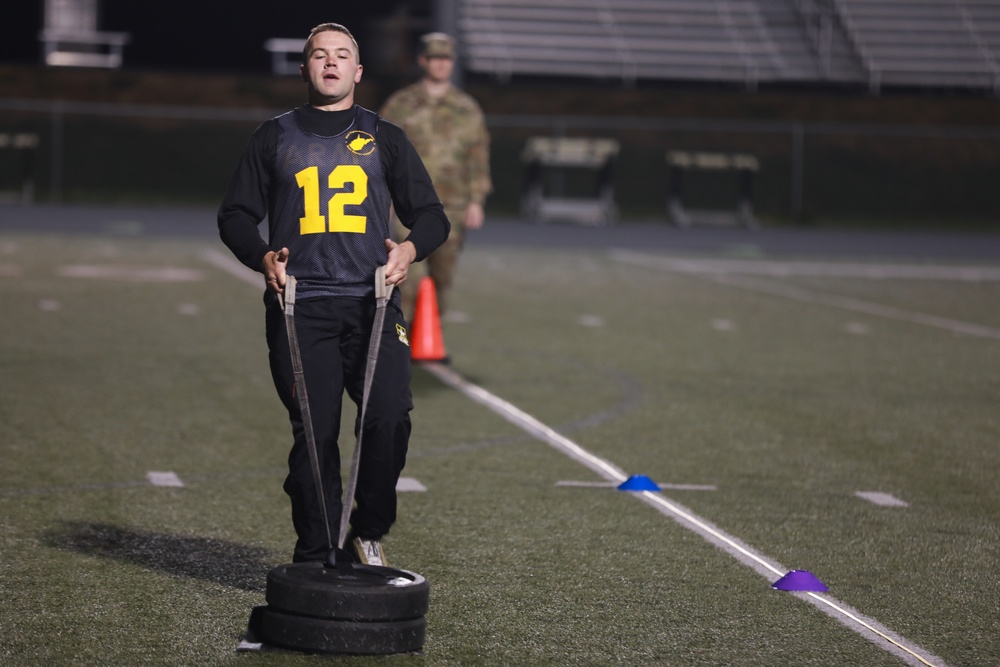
[393,205,466,322]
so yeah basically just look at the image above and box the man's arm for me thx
[379,119,451,261]
[217,121,276,273]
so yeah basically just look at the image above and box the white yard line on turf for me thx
[612,250,1000,341]
[556,481,717,490]
[207,247,948,667]
[614,256,1000,281]
[423,361,948,667]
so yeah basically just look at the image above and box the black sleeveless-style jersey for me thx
[270,106,393,301]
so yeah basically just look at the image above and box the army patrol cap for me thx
[421,32,455,59]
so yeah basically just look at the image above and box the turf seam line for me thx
[610,256,1000,281]
[422,361,949,667]
[714,275,1000,340]
[611,249,1000,341]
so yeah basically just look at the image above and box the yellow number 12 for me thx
[295,165,368,234]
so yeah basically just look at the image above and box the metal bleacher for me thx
[38,0,129,69]
[834,0,1000,92]
[459,0,793,88]
[457,0,1000,93]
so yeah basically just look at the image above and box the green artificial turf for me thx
[1,229,997,666]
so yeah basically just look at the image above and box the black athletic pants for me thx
[265,295,413,563]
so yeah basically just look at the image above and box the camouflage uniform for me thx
[380,37,491,320]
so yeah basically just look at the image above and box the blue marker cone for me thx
[617,475,661,492]
[771,570,828,592]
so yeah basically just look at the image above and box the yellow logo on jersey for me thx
[346,131,376,156]
[396,323,410,347]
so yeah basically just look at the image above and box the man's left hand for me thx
[384,238,416,285]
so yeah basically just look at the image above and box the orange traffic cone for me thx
[410,277,447,361]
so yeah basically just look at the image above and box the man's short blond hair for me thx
[303,23,360,63]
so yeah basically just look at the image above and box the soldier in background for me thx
[380,32,492,321]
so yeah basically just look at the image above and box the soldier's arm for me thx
[466,108,493,206]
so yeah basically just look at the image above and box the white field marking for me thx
[422,361,948,667]
[712,318,735,331]
[613,250,1000,341]
[236,639,263,652]
[843,322,871,335]
[444,310,471,324]
[147,471,184,487]
[177,303,200,316]
[396,476,427,492]
[612,255,1000,281]
[0,265,22,277]
[39,299,61,311]
[579,314,605,328]
[58,265,204,282]
[557,480,717,491]
[856,491,909,507]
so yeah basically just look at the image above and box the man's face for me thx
[420,55,454,84]
[301,30,362,106]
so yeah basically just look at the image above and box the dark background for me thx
[3,1,1000,227]
[0,1,427,74]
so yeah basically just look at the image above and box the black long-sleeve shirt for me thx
[217,104,450,276]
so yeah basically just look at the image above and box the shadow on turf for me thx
[41,521,274,592]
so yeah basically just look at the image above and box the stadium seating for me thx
[457,0,1000,92]
[836,0,1000,91]
[459,0,791,87]
[38,0,130,69]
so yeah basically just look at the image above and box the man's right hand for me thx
[263,247,289,295]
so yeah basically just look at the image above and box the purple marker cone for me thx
[772,570,829,592]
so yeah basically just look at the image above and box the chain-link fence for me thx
[3,97,1000,229]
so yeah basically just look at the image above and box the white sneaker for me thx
[352,537,387,567]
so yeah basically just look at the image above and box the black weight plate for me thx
[260,606,425,655]
[266,561,430,621]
